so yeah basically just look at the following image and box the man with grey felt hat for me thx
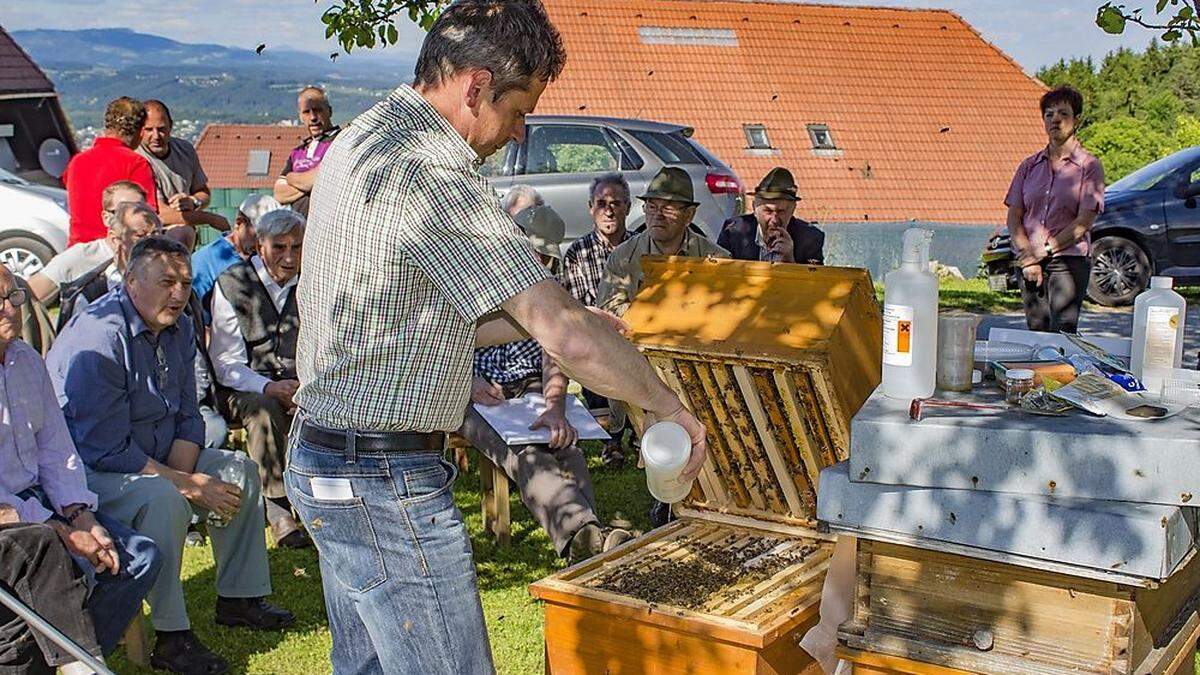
[718,166,825,265]
[597,167,728,317]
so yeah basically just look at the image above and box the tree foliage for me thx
[1038,40,1200,180]
[321,0,449,53]
[1097,1,1200,44]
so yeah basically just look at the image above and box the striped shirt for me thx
[294,85,549,432]
[561,230,632,307]
[474,339,542,385]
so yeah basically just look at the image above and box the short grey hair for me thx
[126,236,190,280]
[255,209,305,240]
[112,202,162,237]
[502,185,543,213]
[589,173,630,203]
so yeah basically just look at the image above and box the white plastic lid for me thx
[640,421,691,472]
[1006,368,1035,382]
[1150,276,1174,289]
[972,369,982,385]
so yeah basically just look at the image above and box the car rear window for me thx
[629,130,709,166]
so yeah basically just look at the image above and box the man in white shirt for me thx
[28,181,147,304]
[209,210,308,548]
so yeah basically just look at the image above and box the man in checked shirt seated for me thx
[457,205,634,563]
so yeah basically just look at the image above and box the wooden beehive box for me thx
[839,538,1200,675]
[530,258,883,674]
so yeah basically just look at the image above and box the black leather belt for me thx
[299,421,445,453]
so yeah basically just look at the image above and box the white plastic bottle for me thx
[880,228,939,399]
[641,421,695,503]
[1130,276,1186,393]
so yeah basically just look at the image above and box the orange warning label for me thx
[897,320,912,353]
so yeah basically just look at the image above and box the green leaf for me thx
[1164,28,1183,40]
[1097,5,1128,34]
[1180,6,1195,19]
[387,24,399,44]
[1157,0,1169,12]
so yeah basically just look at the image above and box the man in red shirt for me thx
[62,98,159,246]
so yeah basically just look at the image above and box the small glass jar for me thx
[1005,368,1035,404]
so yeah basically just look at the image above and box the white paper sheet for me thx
[471,393,610,445]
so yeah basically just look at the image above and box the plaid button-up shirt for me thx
[474,339,542,386]
[561,230,632,307]
[295,85,549,432]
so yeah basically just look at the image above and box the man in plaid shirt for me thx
[288,2,708,673]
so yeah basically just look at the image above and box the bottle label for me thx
[883,304,915,366]
[1143,306,1180,370]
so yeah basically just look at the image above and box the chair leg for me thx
[479,451,497,538]
[121,611,150,668]
[492,461,510,548]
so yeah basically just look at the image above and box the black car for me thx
[982,145,1200,306]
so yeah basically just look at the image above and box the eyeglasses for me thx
[153,342,171,391]
[0,288,27,309]
[643,200,688,216]
[592,199,628,210]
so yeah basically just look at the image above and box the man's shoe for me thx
[270,515,312,549]
[649,500,674,528]
[600,441,625,469]
[214,597,295,631]
[150,630,229,675]
[566,523,604,565]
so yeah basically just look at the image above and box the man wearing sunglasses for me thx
[47,237,293,675]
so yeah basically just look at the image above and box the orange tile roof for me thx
[539,0,1048,224]
[193,124,309,189]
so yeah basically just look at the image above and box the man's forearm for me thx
[541,353,569,410]
[286,169,318,192]
[1050,213,1096,253]
[476,311,529,347]
[183,209,230,231]
[140,456,193,492]
[274,180,305,205]
[1007,207,1036,264]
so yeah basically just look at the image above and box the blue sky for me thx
[0,0,1157,72]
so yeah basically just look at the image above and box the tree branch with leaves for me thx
[1097,0,1200,43]
[320,0,450,53]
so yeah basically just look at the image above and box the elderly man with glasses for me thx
[46,237,293,675]
[596,167,729,317]
[209,209,309,549]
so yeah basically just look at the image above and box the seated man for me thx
[47,237,293,675]
[209,210,310,548]
[717,167,824,265]
[191,194,279,312]
[597,166,729,316]
[457,207,631,563]
[28,181,148,305]
[0,264,161,672]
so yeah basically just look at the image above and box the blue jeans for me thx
[19,487,162,655]
[285,426,493,675]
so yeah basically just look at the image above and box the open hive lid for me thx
[623,257,882,528]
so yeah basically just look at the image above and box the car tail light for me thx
[706,172,743,195]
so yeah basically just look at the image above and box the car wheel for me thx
[1088,236,1151,307]
[0,235,55,279]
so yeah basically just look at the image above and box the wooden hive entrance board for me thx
[530,259,884,673]
[839,540,1200,675]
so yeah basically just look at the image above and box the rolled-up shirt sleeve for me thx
[32,353,97,514]
[59,344,152,474]
[0,491,53,524]
[1080,157,1106,214]
[174,318,206,448]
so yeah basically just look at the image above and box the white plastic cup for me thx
[641,421,695,504]
[937,314,977,391]
[207,459,246,529]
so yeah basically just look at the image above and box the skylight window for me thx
[637,27,738,47]
[246,150,271,176]
[743,124,771,149]
[807,124,836,150]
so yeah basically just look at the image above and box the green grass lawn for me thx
[106,443,653,675]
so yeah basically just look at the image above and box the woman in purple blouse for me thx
[1005,86,1106,334]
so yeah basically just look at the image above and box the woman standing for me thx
[1005,86,1106,334]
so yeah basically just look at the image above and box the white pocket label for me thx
[309,477,354,500]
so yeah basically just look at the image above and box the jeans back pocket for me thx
[288,479,388,593]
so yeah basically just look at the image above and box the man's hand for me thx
[531,406,578,450]
[50,519,118,574]
[470,376,505,406]
[767,226,795,263]
[265,379,300,410]
[168,193,196,212]
[71,511,120,574]
[1022,262,1044,287]
[648,402,709,482]
[0,504,18,525]
[181,473,242,520]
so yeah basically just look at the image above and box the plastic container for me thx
[937,314,977,391]
[1158,368,1200,407]
[207,460,245,529]
[1005,369,1036,404]
[641,421,695,504]
[881,228,938,399]
[1130,276,1187,394]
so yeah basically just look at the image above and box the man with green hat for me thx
[596,167,729,316]
[718,167,824,265]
